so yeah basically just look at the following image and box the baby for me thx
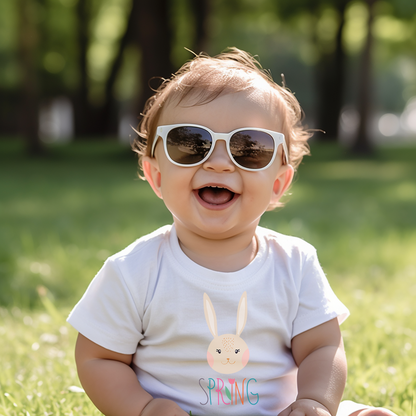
[68,48,397,416]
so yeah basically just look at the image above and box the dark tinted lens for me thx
[230,130,275,169]
[166,127,212,165]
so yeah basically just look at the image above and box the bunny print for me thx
[203,292,250,375]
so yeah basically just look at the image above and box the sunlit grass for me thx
[0,294,100,416]
[1,140,416,415]
[0,142,170,308]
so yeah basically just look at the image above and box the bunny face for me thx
[207,334,250,374]
[203,292,250,375]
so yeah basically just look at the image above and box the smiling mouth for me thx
[221,360,236,365]
[198,186,236,205]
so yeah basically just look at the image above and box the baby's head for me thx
[133,48,311,209]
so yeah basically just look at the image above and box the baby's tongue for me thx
[199,187,234,205]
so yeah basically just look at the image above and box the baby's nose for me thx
[203,140,235,172]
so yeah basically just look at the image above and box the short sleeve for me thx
[67,258,144,354]
[292,249,349,338]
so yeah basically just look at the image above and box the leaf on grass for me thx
[68,386,85,393]
[4,393,17,407]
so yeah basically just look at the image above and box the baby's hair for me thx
[132,47,311,173]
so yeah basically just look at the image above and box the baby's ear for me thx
[142,156,163,199]
[272,164,294,201]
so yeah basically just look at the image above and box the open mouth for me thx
[198,186,236,206]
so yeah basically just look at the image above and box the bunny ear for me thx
[203,293,218,337]
[236,292,248,336]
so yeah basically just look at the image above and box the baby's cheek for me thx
[207,351,214,368]
[242,349,250,367]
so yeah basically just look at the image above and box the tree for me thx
[72,0,211,137]
[189,0,211,53]
[96,0,140,136]
[351,0,377,155]
[74,0,91,137]
[274,0,350,141]
[130,0,176,127]
[17,0,44,155]
[2,0,213,144]
[315,0,349,141]
[125,0,212,127]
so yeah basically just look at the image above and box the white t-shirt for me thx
[68,225,349,416]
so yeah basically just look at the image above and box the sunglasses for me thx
[151,124,288,171]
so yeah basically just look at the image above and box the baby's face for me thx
[147,90,292,242]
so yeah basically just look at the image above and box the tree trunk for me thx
[351,0,376,155]
[315,0,348,141]
[134,0,176,121]
[97,0,139,136]
[189,0,211,53]
[74,0,91,137]
[18,0,44,155]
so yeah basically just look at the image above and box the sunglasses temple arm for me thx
[150,134,160,157]
[281,140,289,165]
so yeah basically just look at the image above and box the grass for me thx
[0,300,100,416]
[1,139,416,415]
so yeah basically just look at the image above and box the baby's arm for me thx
[279,318,347,416]
[75,334,188,416]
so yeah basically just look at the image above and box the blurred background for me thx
[1,0,416,153]
[1,0,416,312]
[1,3,416,413]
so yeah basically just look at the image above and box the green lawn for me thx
[1,140,416,415]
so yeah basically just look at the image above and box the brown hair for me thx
[132,47,311,173]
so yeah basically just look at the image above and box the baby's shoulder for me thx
[109,225,172,267]
[257,226,317,257]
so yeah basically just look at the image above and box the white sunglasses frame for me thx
[151,124,288,172]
